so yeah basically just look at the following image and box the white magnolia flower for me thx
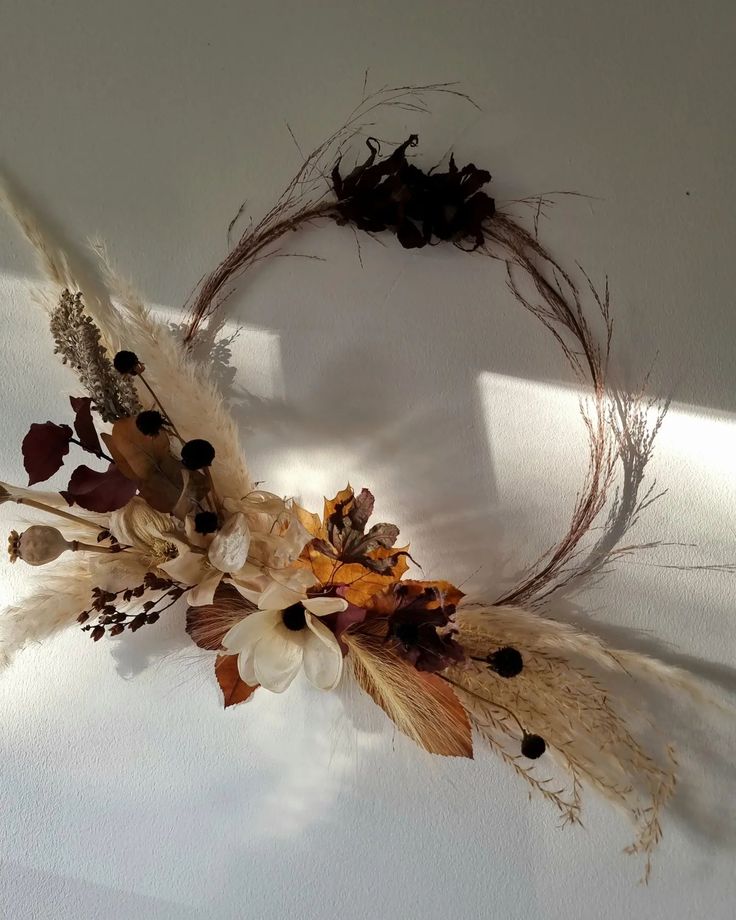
[222,579,347,693]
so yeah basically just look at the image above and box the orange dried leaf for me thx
[322,484,356,524]
[368,579,464,615]
[293,502,325,540]
[304,545,411,606]
[215,654,258,708]
[344,620,473,759]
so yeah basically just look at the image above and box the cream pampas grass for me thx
[87,243,253,500]
[448,607,687,878]
[0,184,252,501]
[0,563,92,670]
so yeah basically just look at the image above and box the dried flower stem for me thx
[13,496,107,531]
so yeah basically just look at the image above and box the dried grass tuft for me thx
[449,607,686,879]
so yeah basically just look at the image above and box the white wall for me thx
[1,2,735,918]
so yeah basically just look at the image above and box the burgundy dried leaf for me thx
[61,463,137,512]
[22,422,73,485]
[70,396,102,455]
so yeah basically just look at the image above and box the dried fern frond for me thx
[343,618,473,758]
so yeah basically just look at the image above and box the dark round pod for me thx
[487,646,523,678]
[135,410,166,436]
[180,439,216,470]
[520,733,546,760]
[113,350,142,374]
[194,511,219,535]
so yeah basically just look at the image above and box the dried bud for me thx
[113,350,144,375]
[194,511,219,534]
[135,410,166,436]
[180,439,216,470]
[8,525,72,566]
[521,733,546,760]
[487,646,523,678]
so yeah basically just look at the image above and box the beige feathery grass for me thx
[344,620,473,758]
[0,184,253,502]
[456,606,731,712]
[89,242,253,501]
[0,563,92,670]
[448,607,686,880]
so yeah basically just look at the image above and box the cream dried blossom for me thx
[90,497,191,592]
[50,289,141,422]
[223,491,310,572]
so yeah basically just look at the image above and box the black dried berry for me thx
[113,350,142,374]
[135,410,166,436]
[180,439,215,470]
[194,511,219,534]
[521,733,546,760]
[487,646,523,678]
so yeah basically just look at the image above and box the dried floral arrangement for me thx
[0,85,730,880]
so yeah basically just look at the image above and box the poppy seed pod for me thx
[8,525,72,566]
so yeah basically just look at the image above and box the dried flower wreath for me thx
[0,84,729,880]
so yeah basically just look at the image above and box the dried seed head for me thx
[135,410,166,436]
[113,350,143,375]
[8,525,72,566]
[487,646,524,678]
[181,439,216,470]
[194,511,219,534]
[50,291,141,422]
[521,733,546,760]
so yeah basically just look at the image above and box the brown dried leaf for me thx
[186,584,255,651]
[61,463,137,512]
[344,619,473,758]
[102,417,170,479]
[101,418,183,513]
[215,654,258,708]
